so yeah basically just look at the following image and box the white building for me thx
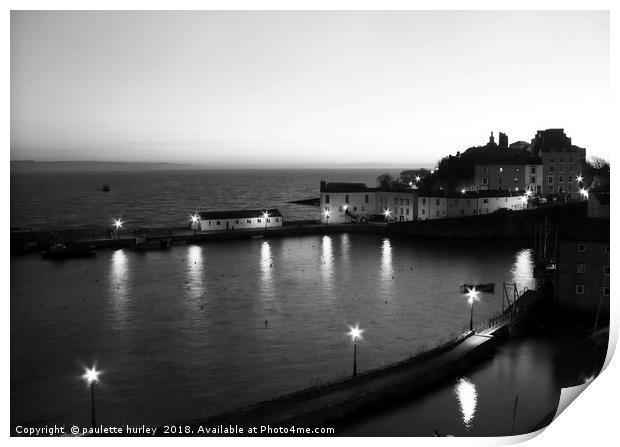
[319,181,376,224]
[447,192,479,218]
[417,192,448,220]
[376,189,417,222]
[198,209,283,231]
[476,191,525,214]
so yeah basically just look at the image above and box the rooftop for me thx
[199,209,282,220]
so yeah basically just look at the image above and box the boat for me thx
[41,242,96,260]
[460,283,495,294]
[100,183,111,192]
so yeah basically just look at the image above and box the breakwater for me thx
[11,202,585,255]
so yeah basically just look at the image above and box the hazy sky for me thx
[11,10,609,166]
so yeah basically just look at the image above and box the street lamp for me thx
[415,175,421,182]
[190,214,200,235]
[384,209,391,223]
[461,188,467,195]
[576,175,584,184]
[323,209,330,226]
[347,324,364,376]
[466,287,480,332]
[113,218,123,240]
[525,189,533,198]
[82,365,101,429]
[579,188,589,200]
[263,211,269,231]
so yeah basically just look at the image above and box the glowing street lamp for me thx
[384,209,391,222]
[520,195,528,207]
[461,188,467,195]
[323,209,330,226]
[347,324,364,376]
[576,175,584,184]
[466,287,480,332]
[112,218,123,240]
[525,189,533,198]
[579,188,589,200]
[415,175,421,182]
[190,214,200,235]
[82,365,101,429]
[263,211,269,231]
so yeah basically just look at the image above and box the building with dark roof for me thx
[198,209,282,231]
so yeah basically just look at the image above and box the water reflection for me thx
[260,241,273,294]
[186,245,204,300]
[320,235,334,285]
[511,249,535,291]
[109,249,130,325]
[380,238,393,279]
[454,377,478,430]
[340,233,351,266]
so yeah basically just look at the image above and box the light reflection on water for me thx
[186,245,204,301]
[109,249,129,327]
[320,235,334,287]
[454,377,478,430]
[511,248,535,291]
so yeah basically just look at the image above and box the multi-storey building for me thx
[319,181,377,224]
[474,158,542,192]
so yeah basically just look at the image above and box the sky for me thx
[10,10,609,167]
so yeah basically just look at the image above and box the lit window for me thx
[499,167,503,173]
[576,285,585,295]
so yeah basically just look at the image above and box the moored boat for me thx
[41,242,96,260]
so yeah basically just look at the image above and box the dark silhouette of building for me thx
[498,132,508,150]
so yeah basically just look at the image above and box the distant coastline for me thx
[11,160,433,172]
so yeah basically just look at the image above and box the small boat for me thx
[461,283,495,294]
[100,184,111,192]
[42,242,96,260]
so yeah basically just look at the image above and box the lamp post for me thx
[466,287,479,332]
[347,324,364,377]
[263,211,269,231]
[190,214,200,235]
[579,188,589,200]
[323,209,330,226]
[384,209,391,223]
[113,218,123,240]
[82,366,101,429]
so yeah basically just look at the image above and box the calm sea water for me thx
[10,169,390,230]
[11,233,534,428]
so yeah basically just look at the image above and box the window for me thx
[400,208,404,215]
[338,207,343,212]
[345,194,349,203]
[353,206,357,211]
[422,209,426,215]
[325,194,330,204]
[405,199,410,206]
[276,218,280,222]
[208,221,211,226]
[399,199,403,205]
[436,210,440,216]
[482,166,488,174]
[499,167,503,173]
[559,176,564,183]
[257,219,261,223]
[482,177,488,185]
[604,266,610,275]
[577,263,586,273]
[531,176,536,184]
[576,285,585,295]
[548,176,553,184]
[531,167,536,174]
[499,179,503,185]
[483,198,489,204]
[603,287,610,296]
[568,176,573,183]
[550,157,554,163]
[216,220,221,225]
[577,243,588,252]
[406,208,410,215]
[513,177,518,183]
[394,198,398,205]
[235,220,240,224]
[549,166,554,172]
[422,198,426,205]
[436,199,440,206]
[365,194,369,203]
[267,219,271,223]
